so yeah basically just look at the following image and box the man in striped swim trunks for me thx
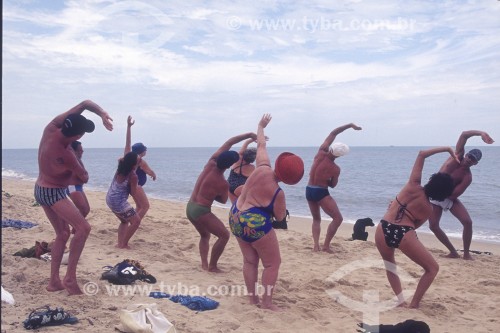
[35,100,113,295]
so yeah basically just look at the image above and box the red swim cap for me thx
[274,152,304,185]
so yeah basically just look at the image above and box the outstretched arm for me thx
[51,100,113,131]
[319,123,362,152]
[125,116,134,155]
[409,147,458,185]
[256,114,272,167]
[455,130,494,157]
[139,159,157,180]
[210,132,257,160]
[238,138,255,155]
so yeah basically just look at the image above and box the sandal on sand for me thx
[23,306,78,329]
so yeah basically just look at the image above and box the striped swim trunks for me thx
[34,184,68,206]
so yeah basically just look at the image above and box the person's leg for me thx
[237,239,260,305]
[428,204,459,258]
[134,186,150,219]
[398,230,439,308]
[69,191,90,218]
[319,196,343,253]
[374,224,405,305]
[120,214,142,249]
[49,199,91,295]
[252,229,281,311]
[42,206,71,292]
[449,199,474,260]
[199,213,230,272]
[307,200,322,252]
[189,216,212,271]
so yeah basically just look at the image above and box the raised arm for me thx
[238,138,255,155]
[319,123,362,151]
[455,130,494,157]
[409,147,458,185]
[125,116,134,155]
[210,132,257,160]
[256,114,272,167]
[51,100,113,131]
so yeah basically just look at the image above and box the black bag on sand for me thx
[101,259,157,285]
[357,319,430,333]
[272,210,290,230]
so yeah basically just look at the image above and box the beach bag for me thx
[272,209,290,230]
[116,303,175,333]
[101,259,156,285]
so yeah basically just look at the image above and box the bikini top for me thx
[394,196,418,224]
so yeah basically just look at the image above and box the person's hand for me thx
[449,147,461,164]
[351,123,362,131]
[127,115,135,127]
[259,114,272,128]
[481,132,494,144]
[101,112,114,131]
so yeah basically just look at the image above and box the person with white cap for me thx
[428,130,494,260]
[306,123,362,253]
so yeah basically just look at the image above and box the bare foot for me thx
[463,253,474,260]
[444,252,460,259]
[408,302,419,309]
[46,280,65,292]
[322,246,334,254]
[115,244,132,249]
[312,245,321,252]
[260,303,282,312]
[248,295,260,305]
[63,278,83,296]
[208,266,224,273]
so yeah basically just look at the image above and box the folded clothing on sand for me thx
[2,219,38,229]
[149,292,219,311]
[357,320,430,333]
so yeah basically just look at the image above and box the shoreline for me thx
[2,177,500,332]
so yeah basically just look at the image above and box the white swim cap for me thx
[330,142,349,157]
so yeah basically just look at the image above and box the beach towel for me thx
[149,292,219,311]
[2,219,38,229]
[116,303,175,333]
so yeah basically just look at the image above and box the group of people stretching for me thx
[35,100,494,311]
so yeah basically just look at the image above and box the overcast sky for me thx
[2,0,499,149]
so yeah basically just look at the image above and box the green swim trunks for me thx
[186,201,211,221]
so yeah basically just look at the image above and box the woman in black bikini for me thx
[375,146,458,309]
[227,138,257,204]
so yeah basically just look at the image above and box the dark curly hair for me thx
[117,152,138,176]
[424,172,454,201]
[242,148,257,164]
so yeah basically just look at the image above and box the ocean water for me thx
[2,146,500,243]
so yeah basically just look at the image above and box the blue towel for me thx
[149,292,219,311]
[2,219,38,229]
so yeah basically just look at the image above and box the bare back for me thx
[308,150,340,188]
[37,123,87,188]
[190,160,229,206]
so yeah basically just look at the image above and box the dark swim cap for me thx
[61,114,95,137]
[132,142,147,154]
[216,150,239,169]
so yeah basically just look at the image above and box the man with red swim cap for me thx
[306,123,362,253]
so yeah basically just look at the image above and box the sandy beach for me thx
[1,177,499,332]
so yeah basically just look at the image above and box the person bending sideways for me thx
[35,100,113,295]
[375,147,457,309]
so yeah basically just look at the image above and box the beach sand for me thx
[1,178,499,332]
